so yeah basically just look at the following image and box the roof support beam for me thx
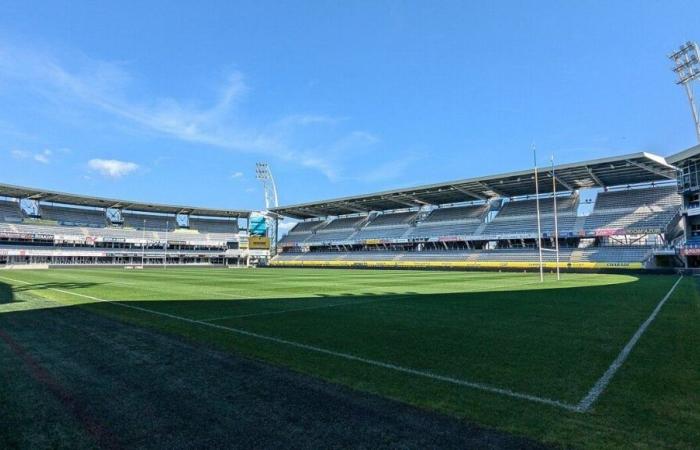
[399,194,431,206]
[476,182,507,198]
[625,159,677,180]
[450,185,486,201]
[297,206,331,218]
[546,171,573,191]
[386,197,419,208]
[26,193,47,200]
[586,167,605,187]
[337,202,371,214]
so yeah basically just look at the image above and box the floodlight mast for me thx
[255,162,280,255]
[669,41,700,142]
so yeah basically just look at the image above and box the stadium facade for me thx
[271,146,700,270]
[1,145,699,270]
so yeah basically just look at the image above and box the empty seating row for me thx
[122,212,176,231]
[593,186,680,211]
[188,217,238,233]
[584,186,681,232]
[321,216,367,231]
[287,220,326,233]
[353,227,408,240]
[408,222,482,238]
[41,205,106,227]
[482,215,577,237]
[365,211,416,227]
[304,229,356,243]
[497,196,577,218]
[0,200,21,222]
[423,204,487,222]
[0,220,237,243]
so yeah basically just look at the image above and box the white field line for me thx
[0,274,578,412]
[576,275,683,411]
[201,296,399,322]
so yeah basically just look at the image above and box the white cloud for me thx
[33,149,51,164]
[10,148,52,164]
[88,158,139,178]
[231,171,244,179]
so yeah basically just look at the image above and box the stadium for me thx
[0,144,698,449]
[1,6,699,449]
[1,147,699,270]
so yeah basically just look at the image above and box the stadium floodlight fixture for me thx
[255,162,280,256]
[255,162,279,209]
[669,41,700,142]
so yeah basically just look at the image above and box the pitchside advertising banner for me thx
[681,247,700,256]
[0,231,53,241]
[248,236,271,249]
[0,248,108,257]
[270,259,644,270]
[248,213,268,237]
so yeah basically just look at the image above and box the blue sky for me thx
[1,1,698,217]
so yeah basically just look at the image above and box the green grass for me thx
[0,268,698,449]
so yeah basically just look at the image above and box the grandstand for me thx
[3,148,699,270]
[0,183,253,267]
[272,151,689,270]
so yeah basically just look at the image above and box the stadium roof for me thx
[273,152,678,219]
[667,144,700,165]
[0,183,250,218]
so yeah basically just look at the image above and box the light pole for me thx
[255,162,280,257]
[669,41,700,142]
[551,155,561,281]
[533,145,544,283]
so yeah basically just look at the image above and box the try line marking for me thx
[576,275,683,411]
[0,274,684,413]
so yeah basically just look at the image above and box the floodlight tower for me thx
[255,162,279,254]
[669,41,700,142]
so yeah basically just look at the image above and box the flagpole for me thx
[533,145,544,282]
[551,155,561,281]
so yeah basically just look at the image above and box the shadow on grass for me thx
[11,282,102,293]
[0,280,14,303]
[0,281,103,305]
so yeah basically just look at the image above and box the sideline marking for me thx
[0,274,578,411]
[576,275,683,411]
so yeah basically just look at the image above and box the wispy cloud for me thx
[88,158,139,178]
[10,148,52,164]
[34,149,52,164]
[231,171,244,179]
[0,42,388,181]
